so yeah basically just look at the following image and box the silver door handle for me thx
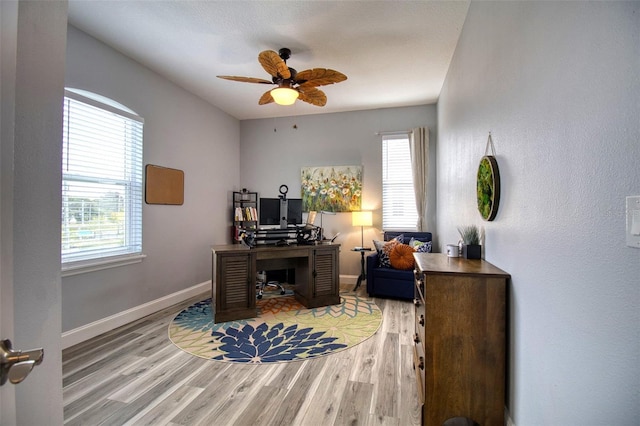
[0,339,43,385]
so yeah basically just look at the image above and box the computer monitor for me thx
[259,197,303,229]
[259,198,303,228]
[286,198,303,225]
[259,198,281,226]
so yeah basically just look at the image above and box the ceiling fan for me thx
[217,48,347,107]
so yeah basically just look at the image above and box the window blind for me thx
[61,90,144,265]
[382,134,418,231]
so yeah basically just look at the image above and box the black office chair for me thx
[256,270,286,299]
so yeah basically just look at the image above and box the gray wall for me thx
[437,2,639,424]
[62,26,240,332]
[240,106,437,276]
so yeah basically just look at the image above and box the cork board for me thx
[145,164,184,205]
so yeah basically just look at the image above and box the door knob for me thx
[0,339,44,385]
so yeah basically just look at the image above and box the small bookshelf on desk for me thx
[232,190,258,243]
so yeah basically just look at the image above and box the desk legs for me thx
[353,250,367,292]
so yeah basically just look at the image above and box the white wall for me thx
[437,2,639,424]
[62,26,240,332]
[240,105,437,276]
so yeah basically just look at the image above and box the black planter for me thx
[463,244,482,259]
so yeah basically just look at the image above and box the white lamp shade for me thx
[352,211,373,227]
[270,87,299,105]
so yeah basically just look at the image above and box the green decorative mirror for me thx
[477,133,501,221]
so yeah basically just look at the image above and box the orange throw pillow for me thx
[389,243,416,270]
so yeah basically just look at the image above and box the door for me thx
[313,248,337,296]
[0,240,16,425]
[1,1,67,424]
[1,0,18,422]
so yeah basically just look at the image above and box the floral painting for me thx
[301,165,362,212]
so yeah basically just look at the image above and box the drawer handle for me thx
[419,315,424,327]
[418,356,424,370]
[413,333,420,344]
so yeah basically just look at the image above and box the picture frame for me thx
[301,165,362,212]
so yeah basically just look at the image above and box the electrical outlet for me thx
[626,196,640,248]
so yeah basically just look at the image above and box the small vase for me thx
[463,244,481,259]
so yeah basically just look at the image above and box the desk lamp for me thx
[352,211,372,250]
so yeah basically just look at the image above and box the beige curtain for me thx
[409,127,429,231]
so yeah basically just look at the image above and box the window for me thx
[61,89,144,272]
[382,134,418,230]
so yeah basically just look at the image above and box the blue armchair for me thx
[366,231,432,300]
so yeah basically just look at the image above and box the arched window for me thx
[61,89,144,273]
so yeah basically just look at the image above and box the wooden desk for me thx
[413,253,510,426]
[211,243,340,323]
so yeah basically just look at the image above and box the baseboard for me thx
[341,274,358,285]
[61,280,211,349]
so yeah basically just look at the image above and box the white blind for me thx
[382,134,418,230]
[62,90,144,265]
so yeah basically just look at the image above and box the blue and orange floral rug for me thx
[168,293,382,364]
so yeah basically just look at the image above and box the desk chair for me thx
[256,270,286,299]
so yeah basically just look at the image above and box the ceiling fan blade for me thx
[295,68,347,87]
[217,75,273,84]
[258,50,291,79]
[298,86,327,107]
[258,90,275,105]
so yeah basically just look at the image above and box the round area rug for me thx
[168,293,382,364]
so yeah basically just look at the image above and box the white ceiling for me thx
[67,1,470,121]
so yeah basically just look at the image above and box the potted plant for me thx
[458,225,482,259]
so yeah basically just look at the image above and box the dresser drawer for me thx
[413,285,426,406]
[413,341,425,403]
[414,269,425,302]
[414,295,425,338]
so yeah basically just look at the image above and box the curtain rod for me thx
[375,130,413,136]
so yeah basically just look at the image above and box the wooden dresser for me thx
[413,253,510,426]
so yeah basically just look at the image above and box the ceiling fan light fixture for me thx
[218,48,346,107]
[271,87,299,105]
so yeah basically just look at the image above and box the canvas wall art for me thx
[301,165,363,212]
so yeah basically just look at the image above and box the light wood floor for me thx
[62,284,421,426]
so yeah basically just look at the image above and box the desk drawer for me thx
[256,248,307,260]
